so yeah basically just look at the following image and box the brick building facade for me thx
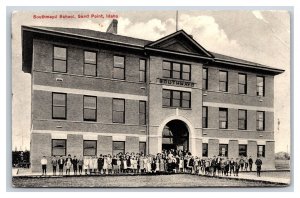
[21,20,284,172]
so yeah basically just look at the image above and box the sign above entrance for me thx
[158,78,195,88]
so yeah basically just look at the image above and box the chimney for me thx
[106,19,118,34]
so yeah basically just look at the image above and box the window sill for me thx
[162,106,192,110]
[83,120,97,122]
[112,122,125,124]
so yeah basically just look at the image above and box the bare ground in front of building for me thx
[12,174,287,188]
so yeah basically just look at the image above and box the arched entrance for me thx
[162,120,189,152]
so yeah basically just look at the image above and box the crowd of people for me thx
[40,149,263,177]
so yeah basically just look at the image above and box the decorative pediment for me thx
[146,30,213,57]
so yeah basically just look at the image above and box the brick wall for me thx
[97,135,112,155]
[30,133,52,172]
[67,134,83,157]
[228,140,238,159]
[208,139,219,157]
[125,136,139,153]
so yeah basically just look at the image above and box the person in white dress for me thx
[92,156,98,174]
[103,155,108,174]
[147,155,152,173]
[143,155,148,173]
[132,156,137,173]
[83,156,90,175]
[107,155,112,174]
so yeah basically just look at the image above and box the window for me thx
[52,139,66,156]
[257,145,265,157]
[162,89,191,108]
[83,96,97,121]
[239,144,247,157]
[219,71,228,92]
[182,64,191,81]
[162,61,191,81]
[162,61,171,78]
[84,51,97,76]
[53,46,67,73]
[257,76,265,96]
[202,106,208,128]
[113,55,125,79]
[83,140,97,156]
[256,111,265,131]
[238,73,247,94]
[219,144,228,157]
[139,101,146,125]
[219,108,228,129]
[139,59,146,82]
[113,141,125,155]
[238,109,247,130]
[202,143,208,157]
[112,99,125,123]
[203,68,208,90]
[139,142,146,155]
[52,93,66,119]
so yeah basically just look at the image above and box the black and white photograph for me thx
[11,9,291,188]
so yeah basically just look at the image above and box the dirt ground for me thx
[12,174,287,188]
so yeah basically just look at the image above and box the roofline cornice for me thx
[22,26,145,51]
[214,59,285,74]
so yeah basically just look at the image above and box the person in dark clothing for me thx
[58,156,65,175]
[255,157,263,177]
[151,158,157,173]
[175,155,180,173]
[234,158,240,176]
[126,155,131,173]
[248,156,253,171]
[97,154,104,174]
[211,156,217,176]
[224,159,230,176]
[78,157,83,175]
[112,155,118,174]
[72,156,78,175]
[229,158,235,176]
[188,157,194,174]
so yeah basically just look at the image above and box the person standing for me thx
[234,158,240,176]
[97,154,104,175]
[83,156,90,175]
[58,156,65,175]
[92,156,98,174]
[255,157,263,177]
[244,157,249,171]
[78,156,83,175]
[239,157,245,172]
[51,156,57,176]
[211,156,217,176]
[248,156,253,171]
[41,156,47,176]
[107,154,113,174]
[65,154,72,176]
[72,155,78,175]
[229,158,235,176]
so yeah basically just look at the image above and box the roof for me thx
[21,26,284,75]
[32,26,152,47]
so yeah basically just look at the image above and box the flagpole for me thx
[176,10,178,31]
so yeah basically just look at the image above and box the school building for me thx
[21,20,284,172]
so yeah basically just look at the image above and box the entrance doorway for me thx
[162,120,189,152]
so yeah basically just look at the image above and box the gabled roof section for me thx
[146,29,214,58]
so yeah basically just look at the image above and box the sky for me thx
[11,10,290,153]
